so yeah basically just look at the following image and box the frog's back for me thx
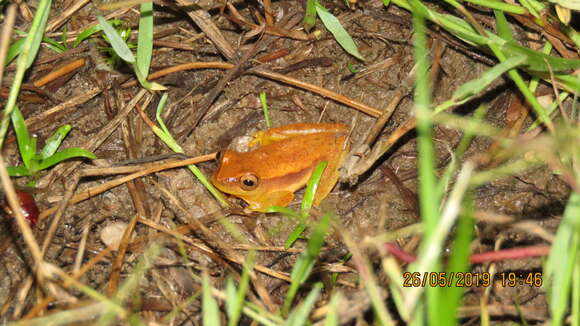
[240,131,347,181]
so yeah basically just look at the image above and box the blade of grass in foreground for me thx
[97,242,162,325]
[203,272,220,326]
[284,283,322,326]
[283,213,331,315]
[292,161,327,248]
[406,163,475,323]
[0,0,51,147]
[408,0,441,323]
[266,161,327,249]
[226,251,255,326]
[323,292,341,326]
[440,193,474,324]
[301,161,327,217]
[545,191,580,326]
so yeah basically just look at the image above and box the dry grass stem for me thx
[45,0,91,32]
[0,4,17,88]
[39,153,216,220]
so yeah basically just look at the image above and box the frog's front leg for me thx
[247,191,295,212]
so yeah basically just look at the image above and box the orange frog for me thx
[212,123,349,212]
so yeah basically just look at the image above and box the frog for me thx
[211,123,349,212]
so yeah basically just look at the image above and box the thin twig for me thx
[37,89,149,188]
[174,0,237,61]
[38,153,216,221]
[0,155,45,283]
[45,0,91,32]
[32,58,86,87]
[122,62,383,117]
[0,4,17,88]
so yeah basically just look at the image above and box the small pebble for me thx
[100,222,129,250]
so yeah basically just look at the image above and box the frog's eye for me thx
[240,173,259,191]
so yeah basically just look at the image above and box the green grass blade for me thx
[501,41,580,72]
[97,16,135,64]
[24,1,51,69]
[153,94,229,207]
[98,242,161,325]
[0,0,52,147]
[392,0,580,74]
[436,105,487,194]
[37,147,96,171]
[284,283,322,326]
[545,191,580,325]
[259,92,272,128]
[436,56,525,113]
[549,72,580,94]
[42,36,66,53]
[10,106,34,169]
[4,38,25,66]
[266,206,302,219]
[132,2,164,90]
[136,1,153,77]
[7,166,31,177]
[39,124,71,159]
[283,213,331,315]
[202,273,220,326]
[72,21,111,47]
[304,0,317,32]
[409,0,438,237]
[408,1,442,322]
[72,20,122,47]
[562,24,580,49]
[282,161,328,249]
[315,1,364,60]
[225,278,236,319]
[573,259,580,326]
[285,223,307,249]
[29,136,38,168]
[493,8,513,41]
[301,161,327,218]
[227,251,255,326]
[323,293,340,326]
[307,214,332,258]
[518,0,544,16]
[462,0,526,14]
[440,194,474,325]
[74,26,101,47]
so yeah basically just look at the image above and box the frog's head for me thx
[212,150,263,198]
[211,150,298,212]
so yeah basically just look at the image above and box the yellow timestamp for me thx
[402,272,543,288]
